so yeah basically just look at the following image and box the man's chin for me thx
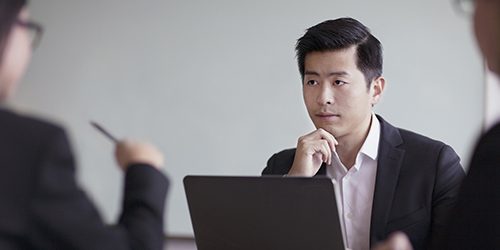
[316,125,339,137]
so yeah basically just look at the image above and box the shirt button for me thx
[346,213,353,219]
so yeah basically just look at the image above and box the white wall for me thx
[13,0,483,236]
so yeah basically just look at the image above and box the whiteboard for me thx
[13,0,483,236]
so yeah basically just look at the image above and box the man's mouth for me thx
[315,112,341,122]
[316,112,340,118]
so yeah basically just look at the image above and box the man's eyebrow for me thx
[304,71,350,77]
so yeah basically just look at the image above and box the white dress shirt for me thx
[326,114,380,250]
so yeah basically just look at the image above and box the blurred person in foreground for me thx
[373,0,500,249]
[0,0,169,249]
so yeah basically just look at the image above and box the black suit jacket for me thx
[0,109,169,250]
[438,122,500,249]
[262,115,465,250]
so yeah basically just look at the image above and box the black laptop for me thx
[183,176,346,250]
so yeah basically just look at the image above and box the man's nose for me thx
[316,83,334,105]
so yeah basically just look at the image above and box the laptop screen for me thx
[184,176,346,250]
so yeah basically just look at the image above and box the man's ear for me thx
[370,76,385,106]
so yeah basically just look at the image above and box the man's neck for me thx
[336,115,373,169]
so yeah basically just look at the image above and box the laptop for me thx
[184,176,346,250]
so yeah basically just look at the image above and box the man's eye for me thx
[334,80,347,86]
[306,80,318,86]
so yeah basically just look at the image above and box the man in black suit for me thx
[0,1,168,249]
[262,18,465,250]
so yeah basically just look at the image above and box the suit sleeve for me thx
[261,150,296,175]
[429,144,465,248]
[27,128,168,250]
[262,153,279,175]
[262,149,327,176]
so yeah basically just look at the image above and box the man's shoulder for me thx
[397,127,446,147]
[0,109,68,154]
[0,108,64,136]
[378,115,449,150]
[378,115,462,171]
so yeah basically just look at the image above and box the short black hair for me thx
[296,17,383,87]
[0,0,28,64]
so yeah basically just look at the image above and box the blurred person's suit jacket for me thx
[0,108,169,250]
[262,115,465,250]
[439,122,500,249]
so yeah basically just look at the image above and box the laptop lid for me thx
[184,175,346,250]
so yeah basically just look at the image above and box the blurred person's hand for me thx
[115,139,164,171]
[372,232,413,250]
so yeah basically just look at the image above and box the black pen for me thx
[90,121,119,143]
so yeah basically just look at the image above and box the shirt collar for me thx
[358,113,380,163]
[328,113,381,173]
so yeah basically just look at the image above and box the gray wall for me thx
[13,0,483,236]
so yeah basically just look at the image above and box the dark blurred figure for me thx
[0,1,169,249]
[373,0,500,249]
[441,0,500,248]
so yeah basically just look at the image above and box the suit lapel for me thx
[370,115,405,246]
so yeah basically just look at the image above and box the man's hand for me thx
[115,139,164,171]
[372,232,413,250]
[288,128,338,176]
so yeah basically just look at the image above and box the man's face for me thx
[0,8,32,101]
[474,0,500,74]
[302,46,384,140]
